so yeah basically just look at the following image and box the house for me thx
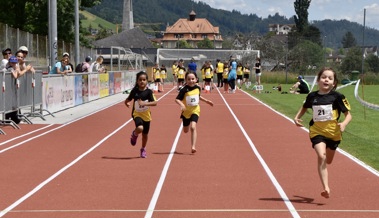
[269,24,296,35]
[161,10,223,49]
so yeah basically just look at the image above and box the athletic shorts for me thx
[237,75,243,80]
[154,79,161,83]
[178,78,184,83]
[134,117,151,134]
[223,79,228,83]
[243,74,249,79]
[181,114,199,127]
[310,135,340,150]
[204,78,212,82]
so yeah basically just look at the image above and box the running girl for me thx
[294,67,352,198]
[125,71,157,158]
[175,71,213,153]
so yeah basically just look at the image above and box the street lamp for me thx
[285,36,288,84]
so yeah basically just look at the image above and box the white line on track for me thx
[216,88,301,218]
[239,89,379,177]
[0,124,54,146]
[0,88,175,217]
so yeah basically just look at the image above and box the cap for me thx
[63,52,69,57]
[298,75,303,79]
[9,56,18,63]
[18,46,28,52]
[85,56,91,62]
[2,48,11,55]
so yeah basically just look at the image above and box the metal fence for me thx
[0,22,95,72]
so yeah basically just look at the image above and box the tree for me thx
[289,40,323,74]
[293,0,311,33]
[365,54,379,73]
[197,38,214,49]
[340,47,362,73]
[341,31,357,48]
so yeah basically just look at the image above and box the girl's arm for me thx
[175,99,186,112]
[294,106,307,127]
[339,111,352,132]
[124,99,132,108]
[200,96,214,106]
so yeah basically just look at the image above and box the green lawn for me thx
[242,83,379,171]
[80,10,116,32]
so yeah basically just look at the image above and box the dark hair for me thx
[185,71,198,80]
[317,67,338,91]
[133,71,148,89]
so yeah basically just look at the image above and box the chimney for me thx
[122,0,134,31]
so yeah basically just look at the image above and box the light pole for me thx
[285,36,288,84]
[323,35,327,67]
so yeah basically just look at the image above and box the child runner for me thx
[294,67,352,198]
[125,71,158,158]
[222,61,229,93]
[175,71,213,153]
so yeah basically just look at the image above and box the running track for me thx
[1,85,378,218]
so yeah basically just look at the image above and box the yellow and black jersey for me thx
[237,66,244,75]
[126,87,156,122]
[303,91,351,141]
[172,64,178,75]
[153,67,161,79]
[222,67,229,79]
[204,66,213,79]
[160,67,167,78]
[176,85,202,119]
[216,62,224,73]
[177,65,186,79]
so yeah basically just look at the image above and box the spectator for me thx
[5,56,22,124]
[18,46,35,73]
[15,51,32,76]
[63,52,74,71]
[49,56,71,74]
[290,75,310,94]
[89,56,105,73]
[1,48,12,71]
[81,56,91,72]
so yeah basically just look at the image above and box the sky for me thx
[194,0,379,31]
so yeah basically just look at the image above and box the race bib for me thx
[134,100,149,112]
[186,95,199,106]
[205,71,211,76]
[161,70,166,74]
[179,69,184,75]
[313,104,333,122]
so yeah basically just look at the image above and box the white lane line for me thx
[239,90,379,177]
[217,89,300,218]
[144,124,183,218]
[0,88,176,217]
[0,118,133,217]
[0,124,54,146]
[0,99,124,154]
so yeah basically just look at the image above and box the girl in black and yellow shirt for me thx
[175,71,213,153]
[294,67,352,199]
[125,71,157,158]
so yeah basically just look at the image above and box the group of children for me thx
[124,65,352,200]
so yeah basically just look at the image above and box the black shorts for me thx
[154,79,161,83]
[181,114,199,127]
[243,74,249,79]
[311,135,340,150]
[237,75,243,80]
[204,78,211,82]
[223,79,228,83]
[178,78,184,83]
[133,117,151,134]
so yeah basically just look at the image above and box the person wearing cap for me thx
[1,48,12,71]
[4,56,22,124]
[15,51,33,75]
[49,56,71,75]
[290,75,310,94]
[63,52,74,71]
[17,46,35,73]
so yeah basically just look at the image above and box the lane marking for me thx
[216,89,300,218]
[8,209,379,213]
[0,88,176,217]
[240,90,379,177]
[0,124,54,146]
[144,124,183,218]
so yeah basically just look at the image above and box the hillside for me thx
[85,0,379,48]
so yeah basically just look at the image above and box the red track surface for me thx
[1,85,378,218]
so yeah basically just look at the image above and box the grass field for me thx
[80,10,116,32]
[243,83,379,171]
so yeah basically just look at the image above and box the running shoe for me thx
[140,148,147,158]
[130,131,138,146]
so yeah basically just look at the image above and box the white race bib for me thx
[161,70,166,74]
[179,69,184,75]
[313,104,333,121]
[134,100,149,112]
[186,95,199,106]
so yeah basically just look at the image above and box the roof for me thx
[165,18,220,35]
[93,27,154,49]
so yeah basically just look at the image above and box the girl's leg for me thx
[141,133,148,149]
[190,121,197,153]
[314,142,331,198]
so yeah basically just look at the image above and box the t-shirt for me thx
[303,91,350,141]
[49,61,64,74]
[176,85,202,119]
[126,87,156,122]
